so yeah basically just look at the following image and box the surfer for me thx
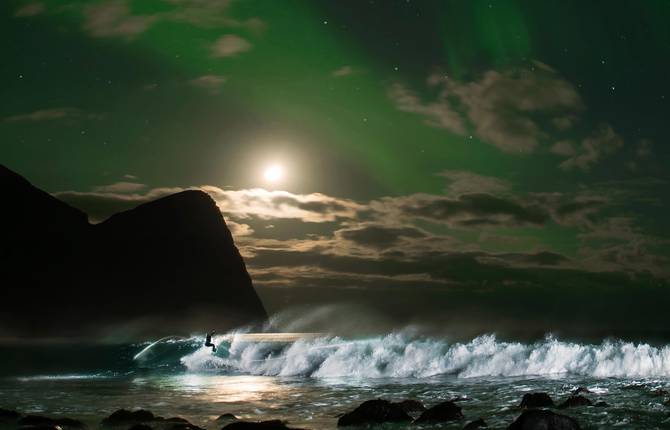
[205,330,217,352]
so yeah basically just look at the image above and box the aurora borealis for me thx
[3,0,669,338]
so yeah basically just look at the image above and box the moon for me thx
[263,164,284,183]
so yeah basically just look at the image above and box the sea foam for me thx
[179,332,670,379]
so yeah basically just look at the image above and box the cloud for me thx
[77,0,263,40]
[438,170,511,195]
[475,251,570,269]
[54,187,185,222]
[93,182,146,193]
[15,2,45,17]
[636,139,653,159]
[389,61,584,153]
[203,187,363,222]
[188,75,227,93]
[162,0,264,31]
[56,186,364,224]
[552,115,578,131]
[374,193,549,228]
[577,217,670,277]
[528,192,609,230]
[83,0,156,39]
[211,34,252,58]
[387,82,467,135]
[336,224,427,249]
[247,246,575,287]
[4,107,100,123]
[559,125,624,171]
[226,220,254,237]
[55,176,670,287]
[57,182,569,231]
[449,65,583,153]
[550,140,576,156]
[331,66,355,78]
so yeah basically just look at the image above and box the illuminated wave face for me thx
[175,332,670,379]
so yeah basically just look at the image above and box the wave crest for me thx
[178,333,670,379]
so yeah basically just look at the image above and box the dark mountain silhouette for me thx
[0,165,267,339]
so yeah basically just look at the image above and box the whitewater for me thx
[4,330,670,429]
[179,332,670,379]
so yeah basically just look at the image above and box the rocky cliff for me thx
[0,165,268,339]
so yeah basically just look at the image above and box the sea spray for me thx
[178,332,670,379]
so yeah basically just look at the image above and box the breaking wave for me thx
[177,332,670,379]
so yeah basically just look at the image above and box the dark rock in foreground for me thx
[0,410,86,430]
[101,409,156,427]
[337,399,412,426]
[222,420,302,430]
[216,414,239,422]
[393,400,426,413]
[508,410,581,430]
[163,417,204,430]
[128,425,154,430]
[100,410,203,430]
[18,426,63,430]
[463,418,487,429]
[0,409,20,420]
[557,396,592,409]
[18,415,86,429]
[414,401,463,424]
[594,401,609,408]
[519,393,555,409]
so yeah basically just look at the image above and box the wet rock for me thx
[571,387,591,395]
[101,410,156,427]
[18,416,85,429]
[163,419,190,424]
[19,416,56,427]
[166,424,204,430]
[337,399,412,426]
[651,389,669,397]
[508,410,581,430]
[557,396,592,409]
[216,415,238,422]
[414,401,463,424]
[128,425,153,430]
[463,418,487,429]
[519,393,555,409]
[17,425,63,430]
[0,409,21,422]
[221,420,300,430]
[392,400,426,413]
[54,419,86,429]
[0,409,21,428]
[594,401,609,408]
[156,417,203,430]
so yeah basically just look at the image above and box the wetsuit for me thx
[205,331,217,352]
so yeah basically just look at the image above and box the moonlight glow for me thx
[263,164,284,183]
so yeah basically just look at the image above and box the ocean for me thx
[2,332,670,429]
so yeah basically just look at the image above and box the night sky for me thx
[3,0,669,339]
